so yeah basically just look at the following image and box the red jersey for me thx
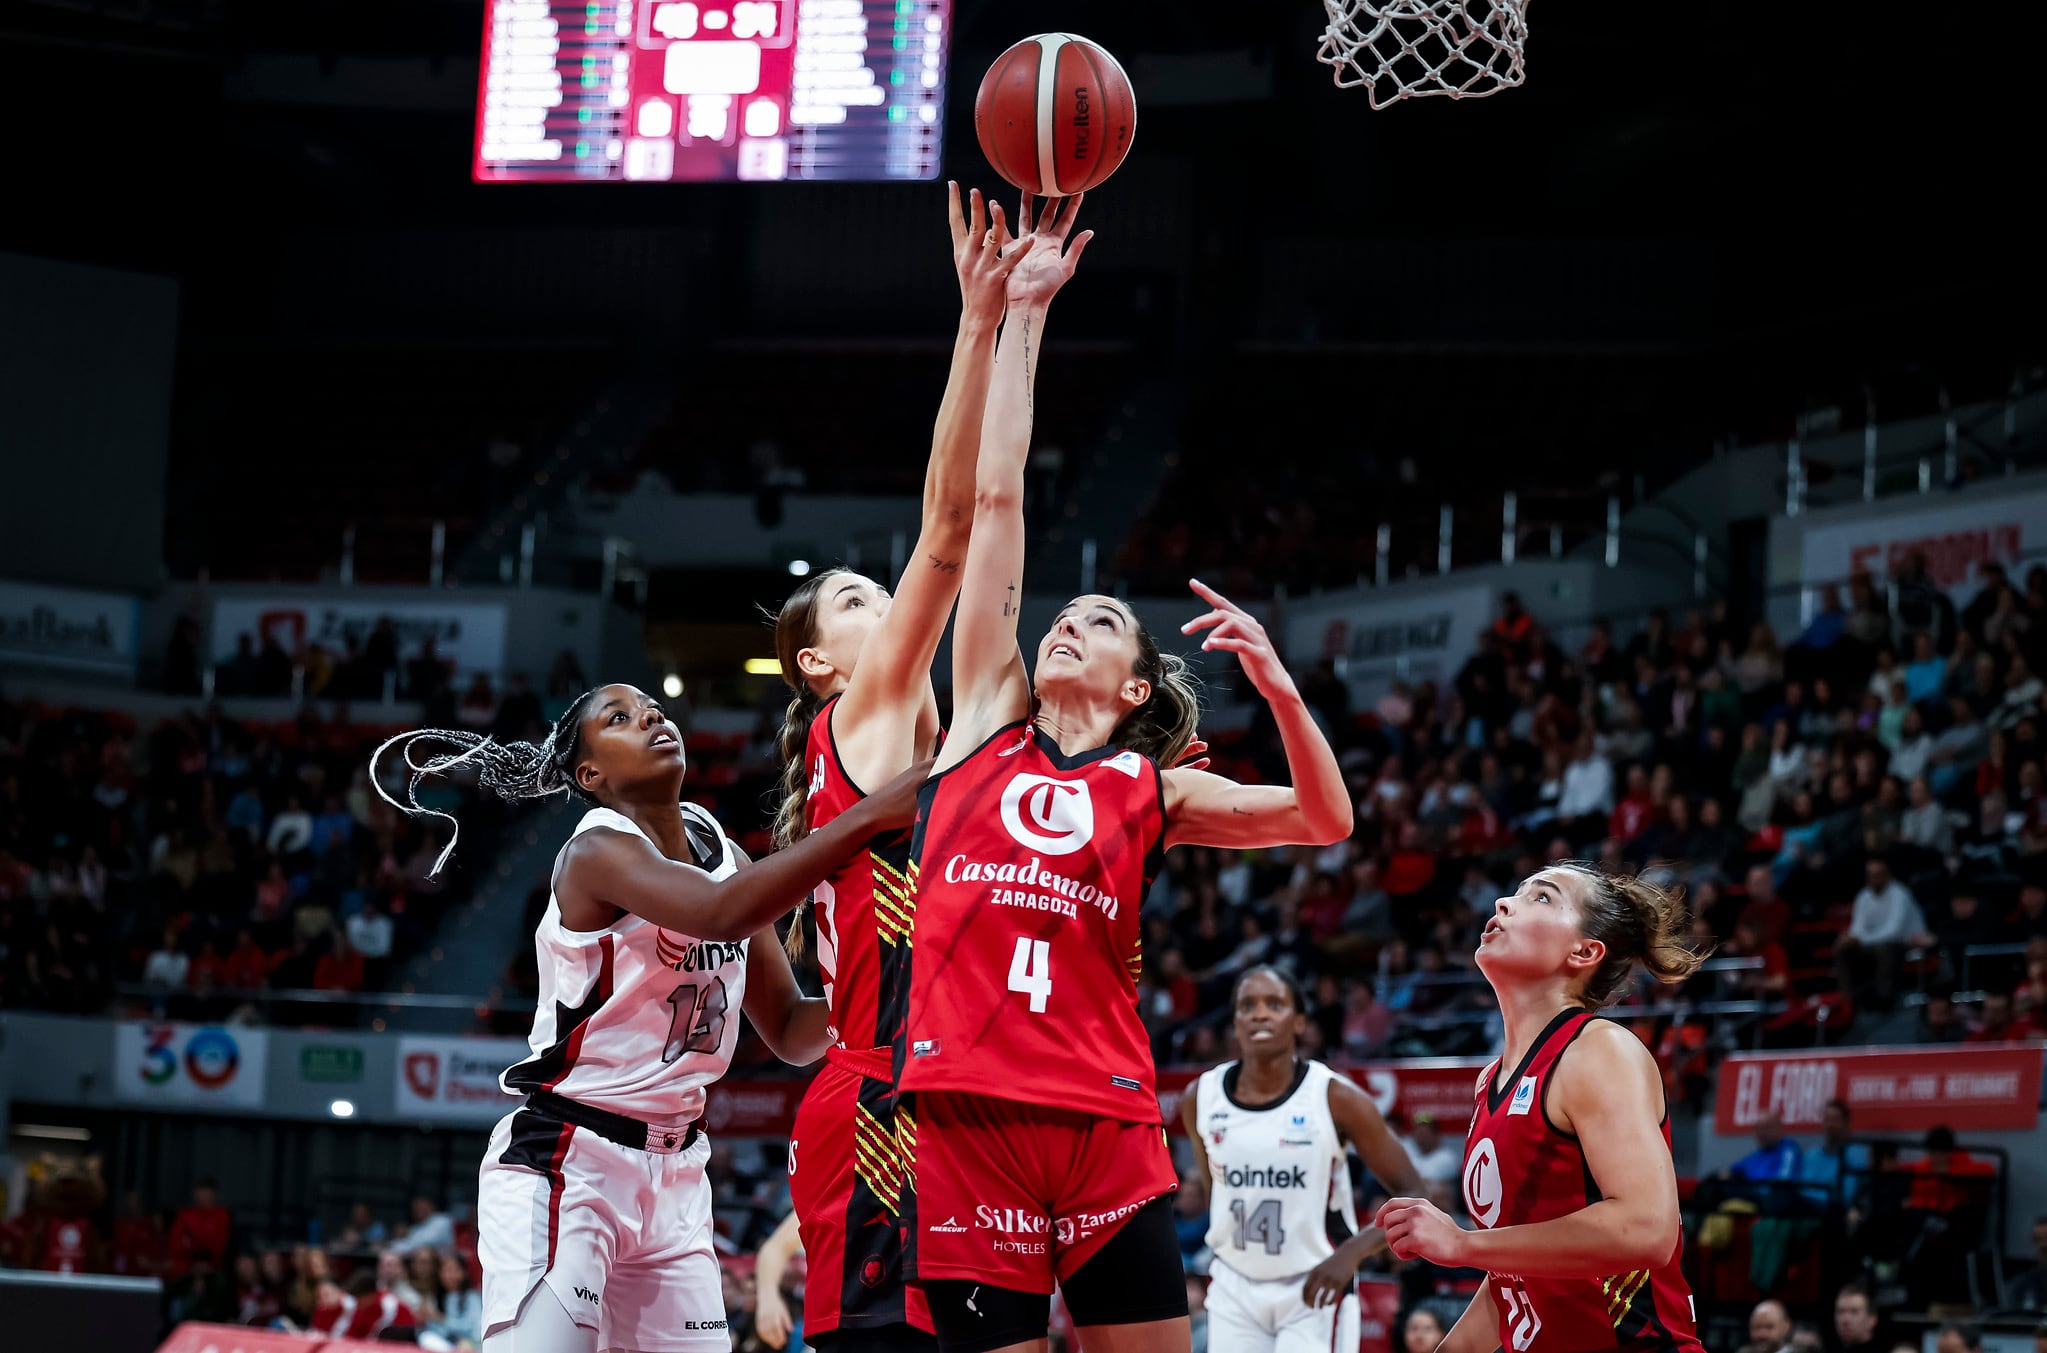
[900,721,1163,1123]
[805,696,916,1058]
[1462,1010,1704,1353]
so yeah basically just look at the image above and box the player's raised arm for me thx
[832,185,1016,780]
[1162,580,1353,848]
[940,193,1092,765]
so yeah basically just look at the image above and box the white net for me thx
[1316,0,1529,110]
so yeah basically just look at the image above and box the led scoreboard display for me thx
[475,0,951,182]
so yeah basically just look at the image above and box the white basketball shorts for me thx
[479,1103,726,1353]
[1206,1259,1362,1353]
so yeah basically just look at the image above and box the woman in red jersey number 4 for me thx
[1376,863,1709,1353]
[900,193,1354,1353]
[764,182,1025,1353]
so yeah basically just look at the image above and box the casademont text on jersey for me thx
[942,854,1120,919]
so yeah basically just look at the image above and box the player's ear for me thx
[796,645,833,682]
[576,758,604,798]
[1121,676,1152,709]
[1567,935,1606,975]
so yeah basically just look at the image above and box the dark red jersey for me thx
[1462,1010,1705,1353]
[804,695,915,1058]
[900,721,1163,1123]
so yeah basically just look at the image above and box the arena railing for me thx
[113,982,537,1033]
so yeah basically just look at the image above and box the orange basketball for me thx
[974,34,1136,197]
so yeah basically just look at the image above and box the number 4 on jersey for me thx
[1007,937,1052,1012]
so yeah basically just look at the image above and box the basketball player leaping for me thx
[1376,864,1709,1353]
[899,192,1355,1353]
[373,690,925,1353]
[1183,966,1421,1353]
[765,182,1028,1353]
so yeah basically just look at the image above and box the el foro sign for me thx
[1715,1044,2043,1134]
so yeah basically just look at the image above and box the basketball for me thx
[974,33,1137,197]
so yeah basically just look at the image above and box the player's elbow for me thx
[972,482,1024,518]
[1616,1213,1680,1270]
[1304,798,1354,846]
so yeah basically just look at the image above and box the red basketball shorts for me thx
[789,1049,931,1337]
[904,1089,1179,1294]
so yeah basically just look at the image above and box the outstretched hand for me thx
[1004,192,1093,310]
[950,182,1031,322]
[1181,579,1293,696]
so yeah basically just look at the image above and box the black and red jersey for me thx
[1462,1009,1705,1353]
[899,720,1164,1123]
[804,695,915,1062]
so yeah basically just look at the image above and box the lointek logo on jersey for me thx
[999,773,1095,855]
[1463,1136,1502,1228]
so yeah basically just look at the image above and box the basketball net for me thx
[1316,0,1529,109]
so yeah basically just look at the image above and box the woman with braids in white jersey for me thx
[898,192,1354,1353]
[373,686,926,1353]
[1183,965,1421,1353]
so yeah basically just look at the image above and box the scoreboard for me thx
[475,0,950,182]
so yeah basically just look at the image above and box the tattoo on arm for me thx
[1231,806,1254,816]
[1021,314,1035,418]
[927,554,960,574]
[1003,582,1017,618]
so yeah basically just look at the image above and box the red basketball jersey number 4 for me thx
[1007,938,1052,1012]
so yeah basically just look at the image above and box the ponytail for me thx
[1554,861,1710,1007]
[768,568,850,959]
[369,688,599,877]
[1112,619,1203,769]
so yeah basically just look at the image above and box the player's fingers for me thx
[1054,191,1084,239]
[1017,190,1034,235]
[947,181,966,244]
[1201,636,1257,655]
[1188,577,1244,615]
[1182,758,1211,771]
[986,201,1009,250]
[1065,228,1095,267]
[969,187,985,240]
[1179,609,1227,634]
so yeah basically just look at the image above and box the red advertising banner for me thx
[1355,1275,1402,1353]
[1714,1043,2045,1134]
[1162,1057,1489,1135]
[157,1325,323,1353]
[703,1079,811,1135]
[708,1058,1490,1140]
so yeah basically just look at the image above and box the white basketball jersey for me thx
[501,803,747,1123]
[1195,1059,1360,1282]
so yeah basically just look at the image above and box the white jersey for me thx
[501,803,746,1123]
[1196,1058,1360,1282]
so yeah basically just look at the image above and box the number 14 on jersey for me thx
[1007,937,1051,1012]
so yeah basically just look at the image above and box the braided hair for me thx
[369,687,603,876]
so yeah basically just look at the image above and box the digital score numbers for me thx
[475,0,950,182]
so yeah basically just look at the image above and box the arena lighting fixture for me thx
[662,674,684,698]
[743,658,782,676]
[13,1124,92,1141]
[787,559,812,577]
[329,1099,357,1119]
